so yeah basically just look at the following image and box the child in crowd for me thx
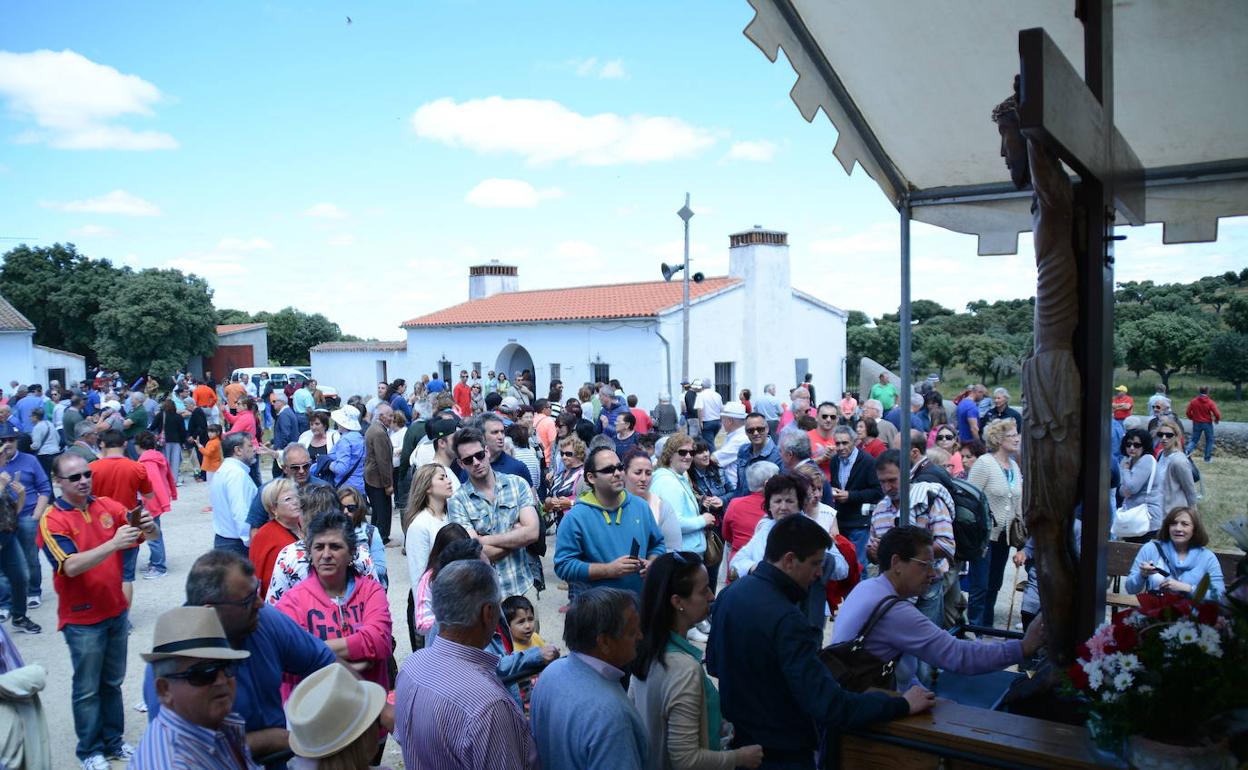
[503,595,545,715]
[194,425,223,512]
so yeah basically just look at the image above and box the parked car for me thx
[230,367,339,407]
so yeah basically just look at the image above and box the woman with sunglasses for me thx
[652,435,715,558]
[250,477,302,600]
[1117,427,1163,541]
[628,552,765,770]
[1156,416,1199,518]
[546,436,586,527]
[339,486,387,590]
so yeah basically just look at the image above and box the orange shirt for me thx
[224,382,246,409]
[807,429,836,479]
[193,383,218,408]
[200,437,223,472]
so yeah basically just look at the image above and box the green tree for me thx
[216,308,254,325]
[1221,270,1240,286]
[255,307,346,366]
[93,269,217,378]
[1117,312,1211,390]
[1226,296,1248,335]
[1205,332,1248,400]
[0,243,125,361]
[845,309,870,327]
[954,334,1011,383]
[916,330,956,379]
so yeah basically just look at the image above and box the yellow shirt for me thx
[512,632,545,651]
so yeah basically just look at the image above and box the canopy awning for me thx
[744,0,1248,254]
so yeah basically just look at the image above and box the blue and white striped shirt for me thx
[132,707,259,770]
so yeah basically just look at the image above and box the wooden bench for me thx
[1105,540,1239,609]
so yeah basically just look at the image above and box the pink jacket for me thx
[275,574,393,695]
[137,449,176,516]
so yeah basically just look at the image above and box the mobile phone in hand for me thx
[127,506,143,528]
[629,539,640,560]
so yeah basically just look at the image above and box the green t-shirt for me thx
[124,406,148,438]
[869,382,898,412]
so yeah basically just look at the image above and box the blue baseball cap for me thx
[0,423,20,439]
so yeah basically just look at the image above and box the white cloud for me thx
[327,234,356,247]
[410,97,716,166]
[44,189,162,216]
[465,178,564,208]
[68,224,116,237]
[567,57,627,80]
[808,223,897,257]
[116,253,140,267]
[0,49,177,150]
[556,241,599,259]
[725,140,777,162]
[216,236,272,252]
[304,202,347,219]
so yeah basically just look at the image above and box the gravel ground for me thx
[11,469,1029,768]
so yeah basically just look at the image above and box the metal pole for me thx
[898,197,912,525]
[677,194,694,383]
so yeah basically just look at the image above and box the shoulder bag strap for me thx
[1144,455,1158,494]
[854,595,906,645]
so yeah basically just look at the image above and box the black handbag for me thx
[819,596,903,692]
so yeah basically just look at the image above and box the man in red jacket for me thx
[1185,386,1222,463]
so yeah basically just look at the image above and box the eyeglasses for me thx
[1124,441,1144,449]
[591,463,625,475]
[459,449,489,465]
[341,503,359,513]
[936,433,955,441]
[1157,432,1176,438]
[209,580,261,609]
[907,557,937,570]
[286,462,311,472]
[163,660,240,687]
[675,449,693,457]
[56,470,93,482]
[1152,405,1164,411]
[818,413,836,420]
[560,451,577,457]
[745,427,768,435]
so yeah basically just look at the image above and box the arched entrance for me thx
[495,343,536,391]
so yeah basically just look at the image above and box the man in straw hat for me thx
[133,606,257,769]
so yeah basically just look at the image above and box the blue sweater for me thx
[0,451,51,517]
[706,562,909,755]
[554,490,665,593]
[1125,540,1225,598]
[531,653,651,770]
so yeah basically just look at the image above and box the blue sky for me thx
[1,1,1244,339]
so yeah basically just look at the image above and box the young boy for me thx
[194,425,223,512]
[503,595,544,650]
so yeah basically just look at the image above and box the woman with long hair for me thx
[1156,415,1198,516]
[628,552,764,770]
[149,398,188,485]
[1126,507,1224,599]
[403,464,454,584]
[411,523,471,644]
[1118,427,1162,541]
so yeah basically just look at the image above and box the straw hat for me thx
[141,607,251,662]
[286,664,386,759]
[330,404,362,431]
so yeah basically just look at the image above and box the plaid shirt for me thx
[870,481,956,574]
[448,471,536,598]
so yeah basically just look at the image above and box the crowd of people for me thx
[0,365,1233,768]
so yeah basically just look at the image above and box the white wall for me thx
[0,333,33,388]
[32,345,86,388]
[789,295,847,404]
[310,349,408,401]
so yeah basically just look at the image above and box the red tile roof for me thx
[311,340,407,353]
[0,295,34,332]
[402,277,741,328]
[216,323,268,335]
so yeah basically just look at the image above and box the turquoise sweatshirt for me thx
[554,489,666,594]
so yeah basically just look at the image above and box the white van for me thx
[229,367,338,404]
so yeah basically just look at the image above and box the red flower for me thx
[1076,641,1091,660]
[1067,663,1089,691]
[1195,602,1219,626]
[1111,623,1138,653]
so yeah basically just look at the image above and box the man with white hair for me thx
[650,394,678,436]
[981,387,1023,434]
[886,392,929,434]
[269,391,299,479]
[777,429,834,506]
[722,460,781,568]
[596,386,629,442]
[712,402,749,488]
[862,398,899,448]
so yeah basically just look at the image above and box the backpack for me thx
[948,477,992,562]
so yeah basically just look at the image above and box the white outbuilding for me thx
[312,228,848,406]
[0,294,87,389]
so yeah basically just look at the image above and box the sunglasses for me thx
[1125,441,1144,448]
[675,449,694,457]
[745,426,768,435]
[560,450,577,457]
[818,413,836,420]
[936,433,955,441]
[459,449,489,466]
[592,463,626,475]
[163,660,240,687]
[341,503,359,513]
[1157,432,1176,438]
[286,463,311,472]
[57,470,93,482]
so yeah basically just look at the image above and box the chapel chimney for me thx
[728,226,792,396]
[468,261,519,300]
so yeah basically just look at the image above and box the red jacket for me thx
[1185,395,1221,423]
